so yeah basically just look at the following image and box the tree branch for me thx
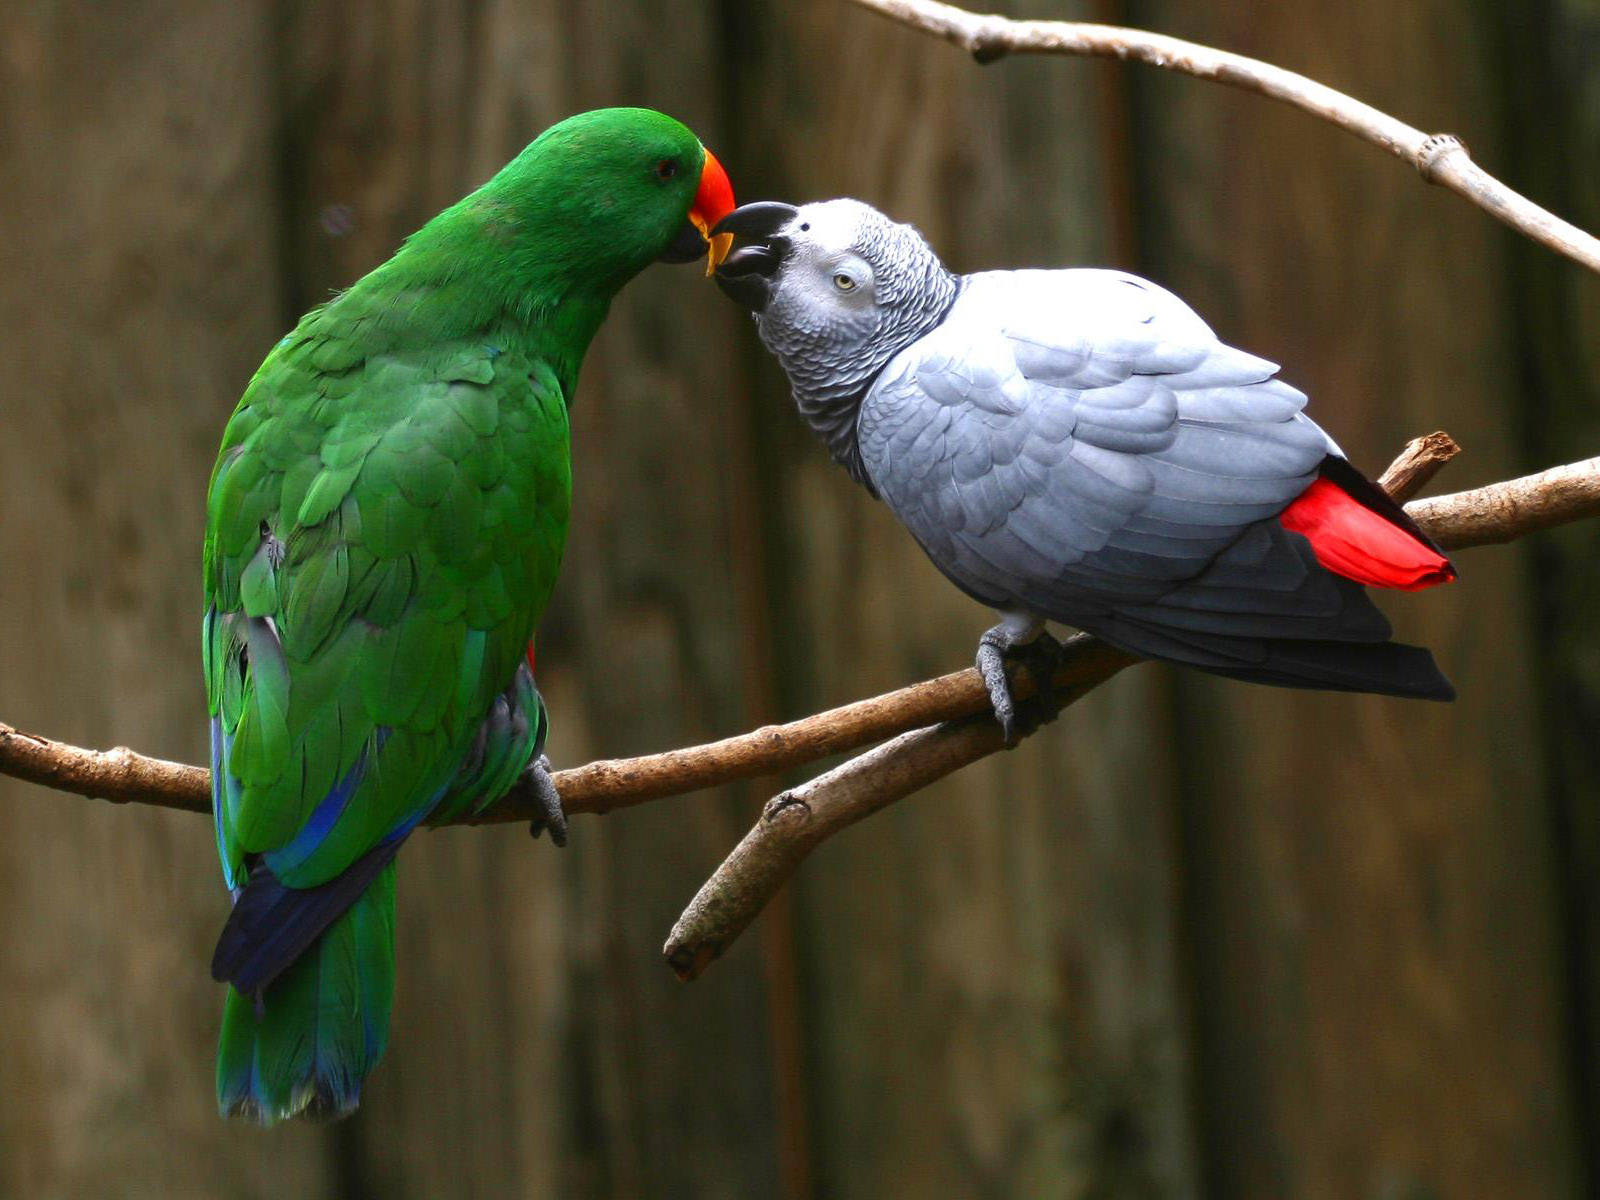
[0,642,1128,823]
[659,436,1600,979]
[5,434,1600,983]
[1405,456,1600,550]
[845,0,1600,276]
[8,434,1600,840]
[663,669,1116,981]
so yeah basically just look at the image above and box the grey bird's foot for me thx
[976,623,1065,745]
[522,755,568,847]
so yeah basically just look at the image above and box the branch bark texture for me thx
[846,0,1600,276]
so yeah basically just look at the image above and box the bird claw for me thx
[522,755,568,847]
[976,625,1065,746]
[976,633,1019,744]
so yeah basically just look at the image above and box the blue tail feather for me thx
[212,833,407,997]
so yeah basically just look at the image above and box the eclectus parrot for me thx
[202,107,734,1122]
[713,199,1454,738]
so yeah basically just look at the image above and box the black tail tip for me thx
[1423,676,1456,702]
[1393,645,1455,701]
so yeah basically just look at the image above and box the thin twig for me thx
[845,0,1600,276]
[660,435,1596,979]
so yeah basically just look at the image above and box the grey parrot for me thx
[712,198,1456,739]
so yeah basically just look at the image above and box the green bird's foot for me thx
[522,755,568,846]
[975,621,1067,745]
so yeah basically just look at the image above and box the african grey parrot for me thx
[712,198,1455,739]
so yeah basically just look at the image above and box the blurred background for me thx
[2,1,1598,1196]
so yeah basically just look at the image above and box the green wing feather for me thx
[205,315,571,888]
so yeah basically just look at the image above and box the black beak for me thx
[711,201,799,242]
[711,202,799,312]
[658,220,710,264]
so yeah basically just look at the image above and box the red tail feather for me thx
[1280,478,1455,591]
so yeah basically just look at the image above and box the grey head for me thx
[713,198,959,485]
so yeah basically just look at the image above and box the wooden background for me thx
[0,1,1595,1196]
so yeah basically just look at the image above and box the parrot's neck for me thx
[337,200,650,400]
[768,267,961,493]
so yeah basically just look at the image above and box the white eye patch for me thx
[824,254,873,298]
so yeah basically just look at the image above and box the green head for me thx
[323,108,735,390]
[487,107,736,286]
[388,108,735,315]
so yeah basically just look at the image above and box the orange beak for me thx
[689,147,736,276]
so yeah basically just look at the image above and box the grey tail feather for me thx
[1200,638,1455,700]
[1096,619,1455,701]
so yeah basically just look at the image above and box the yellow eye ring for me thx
[833,273,857,292]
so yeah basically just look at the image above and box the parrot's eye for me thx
[833,273,857,293]
[655,159,679,181]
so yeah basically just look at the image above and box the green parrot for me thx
[202,107,735,1123]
